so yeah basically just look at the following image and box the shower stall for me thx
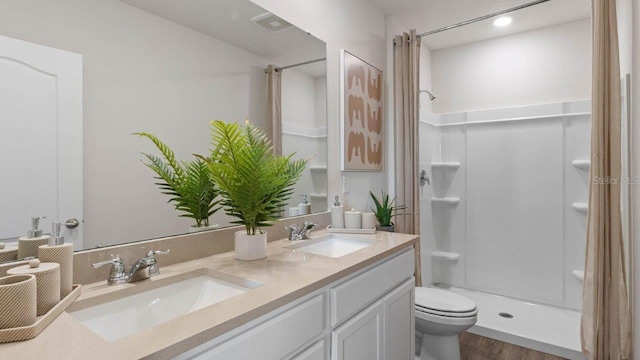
[414,2,632,358]
[419,100,591,359]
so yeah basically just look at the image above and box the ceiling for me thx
[118,0,326,76]
[370,0,591,50]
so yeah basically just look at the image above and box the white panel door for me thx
[331,301,383,360]
[0,35,82,247]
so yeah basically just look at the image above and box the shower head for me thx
[420,89,436,101]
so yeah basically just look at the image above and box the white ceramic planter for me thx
[234,231,267,261]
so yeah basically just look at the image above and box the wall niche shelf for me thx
[571,160,590,171]
[310,193,327,199]
[572,270,584,282]
[432,251,460,261]
[309,165,327,172]
[431,197,461,207]
[572,202,588,214]
[431,162,461,170]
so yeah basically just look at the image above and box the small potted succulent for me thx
[134,132,221,232]
[370,190,407,232]
[200,121,306,260]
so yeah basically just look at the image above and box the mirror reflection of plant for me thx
[134,132,221,228]
[199,121,307,236]
[370,190,407,227]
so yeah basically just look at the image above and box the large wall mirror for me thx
[0,0,327,262]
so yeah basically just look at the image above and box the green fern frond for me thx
[199,121,307,235]
[134,132,220,227]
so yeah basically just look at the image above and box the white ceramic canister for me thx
[362,212,376,230]
[344,209,362,229]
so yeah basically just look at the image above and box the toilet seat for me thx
[416,305,478,318]
[415,287,477,318]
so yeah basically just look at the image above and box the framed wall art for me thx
[340,50,383,171]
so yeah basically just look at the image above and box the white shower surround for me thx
[281,70,328,214]
[420,100,591,311]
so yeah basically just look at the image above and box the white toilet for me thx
[414,287,478,360]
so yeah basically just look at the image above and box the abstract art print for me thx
[341,50,383,171]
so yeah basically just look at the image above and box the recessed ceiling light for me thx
[493,16,512,27]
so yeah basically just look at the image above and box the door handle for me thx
[64,218,80,229]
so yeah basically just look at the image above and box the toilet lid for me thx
[415,287,476,313]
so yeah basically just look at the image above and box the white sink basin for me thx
[68,269,261,341]
[286,234,376,258]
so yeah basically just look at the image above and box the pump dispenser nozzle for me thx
[27,216,46,238]
[50,222,64,246]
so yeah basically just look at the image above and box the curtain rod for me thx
[417,0,550,38]
[393,0,551,45]
[271,58,327,72]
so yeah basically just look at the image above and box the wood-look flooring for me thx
[459,332,567,360]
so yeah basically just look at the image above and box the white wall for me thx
[0,0,273,248]
[251,0,388,212]
[431,19,591,114]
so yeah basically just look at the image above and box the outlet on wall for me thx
[342,175,350,193]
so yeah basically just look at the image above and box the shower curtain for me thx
[581,1,632,358]
[393,29,422,286]
[266,65,282,155]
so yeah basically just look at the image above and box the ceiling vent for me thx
[250,12,294,33]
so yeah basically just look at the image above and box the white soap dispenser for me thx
[298,194,311,215]
[331,195,345,228]
[18,216,50,259]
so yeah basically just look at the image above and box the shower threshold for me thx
[436,284,585,360]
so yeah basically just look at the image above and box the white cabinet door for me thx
[331,301,383,360]
[292,339,326,360]
[0,35,82,247]
[384,279,415,360]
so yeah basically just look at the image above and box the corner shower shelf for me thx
[431,162,460,170]
[309,165,327,172]
[572,270,585,282]
[432,251,460,261]
[572,203,588,214]
[431,197,461,207]
[571,160,590,170]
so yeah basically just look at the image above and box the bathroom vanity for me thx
[0,231,417,360]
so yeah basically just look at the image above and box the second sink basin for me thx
[286,234,376,258]
[68,269,261,342]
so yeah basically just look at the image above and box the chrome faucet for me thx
[92,250,170,285]
[284,222,318,241]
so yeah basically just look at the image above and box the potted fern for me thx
[370,190,407,232]
[200,121,306,260]
[134,132,221,232]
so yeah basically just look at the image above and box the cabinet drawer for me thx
[291,339,325,360]
[330,249,414,326]
[189,294,325,360]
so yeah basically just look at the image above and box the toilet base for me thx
[417,332,461,360]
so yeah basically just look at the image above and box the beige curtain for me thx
[581,1,632,359]
[266,65,282,155]
[394,30,421,286]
